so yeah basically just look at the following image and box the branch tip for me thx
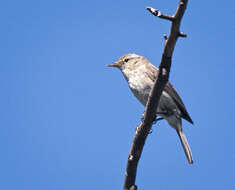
[146,7,159,16]
[178,32,187,38]
[146,6,174,21]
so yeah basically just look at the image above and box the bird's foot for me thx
[153,117,164,124]
[140,111,164,134]
[148,117,164,134]
[150,117,164,133]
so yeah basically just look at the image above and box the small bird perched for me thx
[108,53,194,164]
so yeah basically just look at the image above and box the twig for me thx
[146,7,174,21]
[123,1,188,190]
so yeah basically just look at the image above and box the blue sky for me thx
[1,0,235,189]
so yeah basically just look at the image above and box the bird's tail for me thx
[176,128,193,164]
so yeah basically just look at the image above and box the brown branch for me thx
[178,32,187,38]
[123,1,188,190]
[146,7,175,21]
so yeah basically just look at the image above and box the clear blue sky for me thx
[1,0,235,189]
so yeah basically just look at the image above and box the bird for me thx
[108,53,194,164]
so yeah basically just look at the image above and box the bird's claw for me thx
[153,117,164,124]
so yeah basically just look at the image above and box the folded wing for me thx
[145,62,193,124]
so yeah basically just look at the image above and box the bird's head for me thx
[108,53,144,71]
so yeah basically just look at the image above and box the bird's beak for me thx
[107,62,120,68]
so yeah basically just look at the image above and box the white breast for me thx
[121,64,182,129]
[121,65,179,113]
[122,65,153,106]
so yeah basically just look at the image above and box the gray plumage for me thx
[108,53,194,164]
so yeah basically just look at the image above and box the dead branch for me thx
[123,1,188,190]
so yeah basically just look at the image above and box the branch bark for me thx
[123,1,188,190]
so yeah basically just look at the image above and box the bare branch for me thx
[146,7,174,21]
[178,32,187,38]
[123,1,188,189]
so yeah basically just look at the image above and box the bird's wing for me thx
[145,63,193,124]
[164,82,193,124]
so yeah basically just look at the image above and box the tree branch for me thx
[123,1,188,190]
[146,7,174,21]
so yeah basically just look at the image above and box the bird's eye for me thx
[124,58,129,63]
